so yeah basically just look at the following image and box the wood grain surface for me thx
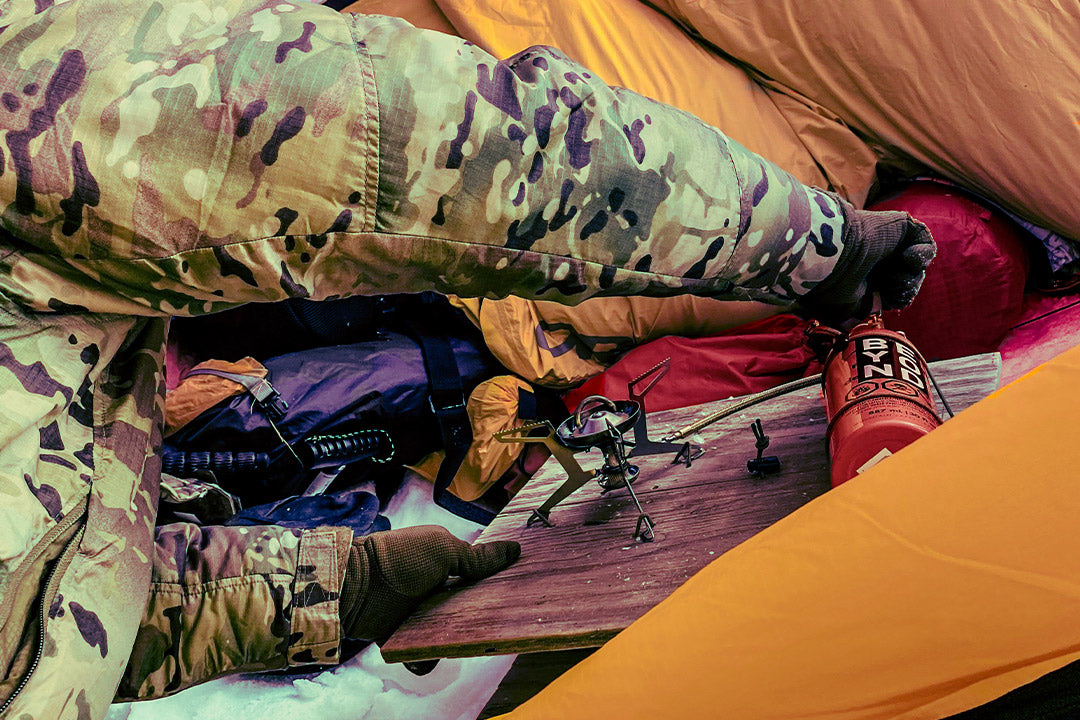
[382,353,1001,662]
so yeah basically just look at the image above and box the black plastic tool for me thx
[747,419,782,476]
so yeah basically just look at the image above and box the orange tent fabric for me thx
[647,0,1080,243]
[496,345,1080,719]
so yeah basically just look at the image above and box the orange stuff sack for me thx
[164,357,268,436]
[497,346,1080,720]
[409,375,550,502]
[450,295,781,388]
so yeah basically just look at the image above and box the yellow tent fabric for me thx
[497,344,1080,719]
[344,0,456,33]
[647,0,1080,242]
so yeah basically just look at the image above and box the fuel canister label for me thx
[844,380,879,402]
[856,447,893,475]
[855,336,929,395]
[882,379,919,397]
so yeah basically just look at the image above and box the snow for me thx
[108,473,517,720]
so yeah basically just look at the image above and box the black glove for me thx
[800,195,936,319]
[340,525,521,643]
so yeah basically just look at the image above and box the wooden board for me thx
[383,353,1002,663]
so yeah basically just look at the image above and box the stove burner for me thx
[494,360,701,543]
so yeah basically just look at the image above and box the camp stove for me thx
[495,359,701,542]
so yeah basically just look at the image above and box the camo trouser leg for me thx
[0,7,847,316]
[356,14,847,305]
[114,523,352,701]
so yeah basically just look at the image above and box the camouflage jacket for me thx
[0,1,847,718]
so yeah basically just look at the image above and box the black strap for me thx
[517,386,538,421]
[413,331,495,525]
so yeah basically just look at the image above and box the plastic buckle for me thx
[249,378,288,421]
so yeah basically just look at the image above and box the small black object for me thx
[527,508,554,527]
[747,419,782,475]
[635,513,656,542]
[298,429,395,469]
[626,359,685,458]
[747,455,782,475]
[672,441,700,468]
[403,659,441,676]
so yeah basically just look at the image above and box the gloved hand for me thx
[800,195,936,319]
[340,525,521,643]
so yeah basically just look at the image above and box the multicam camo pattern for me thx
[0,0,848,718]
[362,22,846,305]
[114,523,349,700]
[0,6,847,317]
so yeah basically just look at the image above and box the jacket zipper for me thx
[0,507,87,716]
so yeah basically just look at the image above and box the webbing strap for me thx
[413,332,495,525]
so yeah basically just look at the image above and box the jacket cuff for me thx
[287,526,354,666]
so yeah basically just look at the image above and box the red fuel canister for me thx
[822,315,941,486]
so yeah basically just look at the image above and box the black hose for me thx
[162,450,270,478]
[163,429,395,479]
[297,429,395,470]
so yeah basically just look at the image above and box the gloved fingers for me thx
[870,218,936,309]
[873,268,926,309]
[892,216,935,261]
[797,201,936,318]
[366,525,520,586]
[450,539,522,581]
[365,525,462,591]
[408,526,522,581]
[341,526,518,644]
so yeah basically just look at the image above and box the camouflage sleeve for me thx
[114,522,352,701]
[0,0,845,317]
[359,17,846,305]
